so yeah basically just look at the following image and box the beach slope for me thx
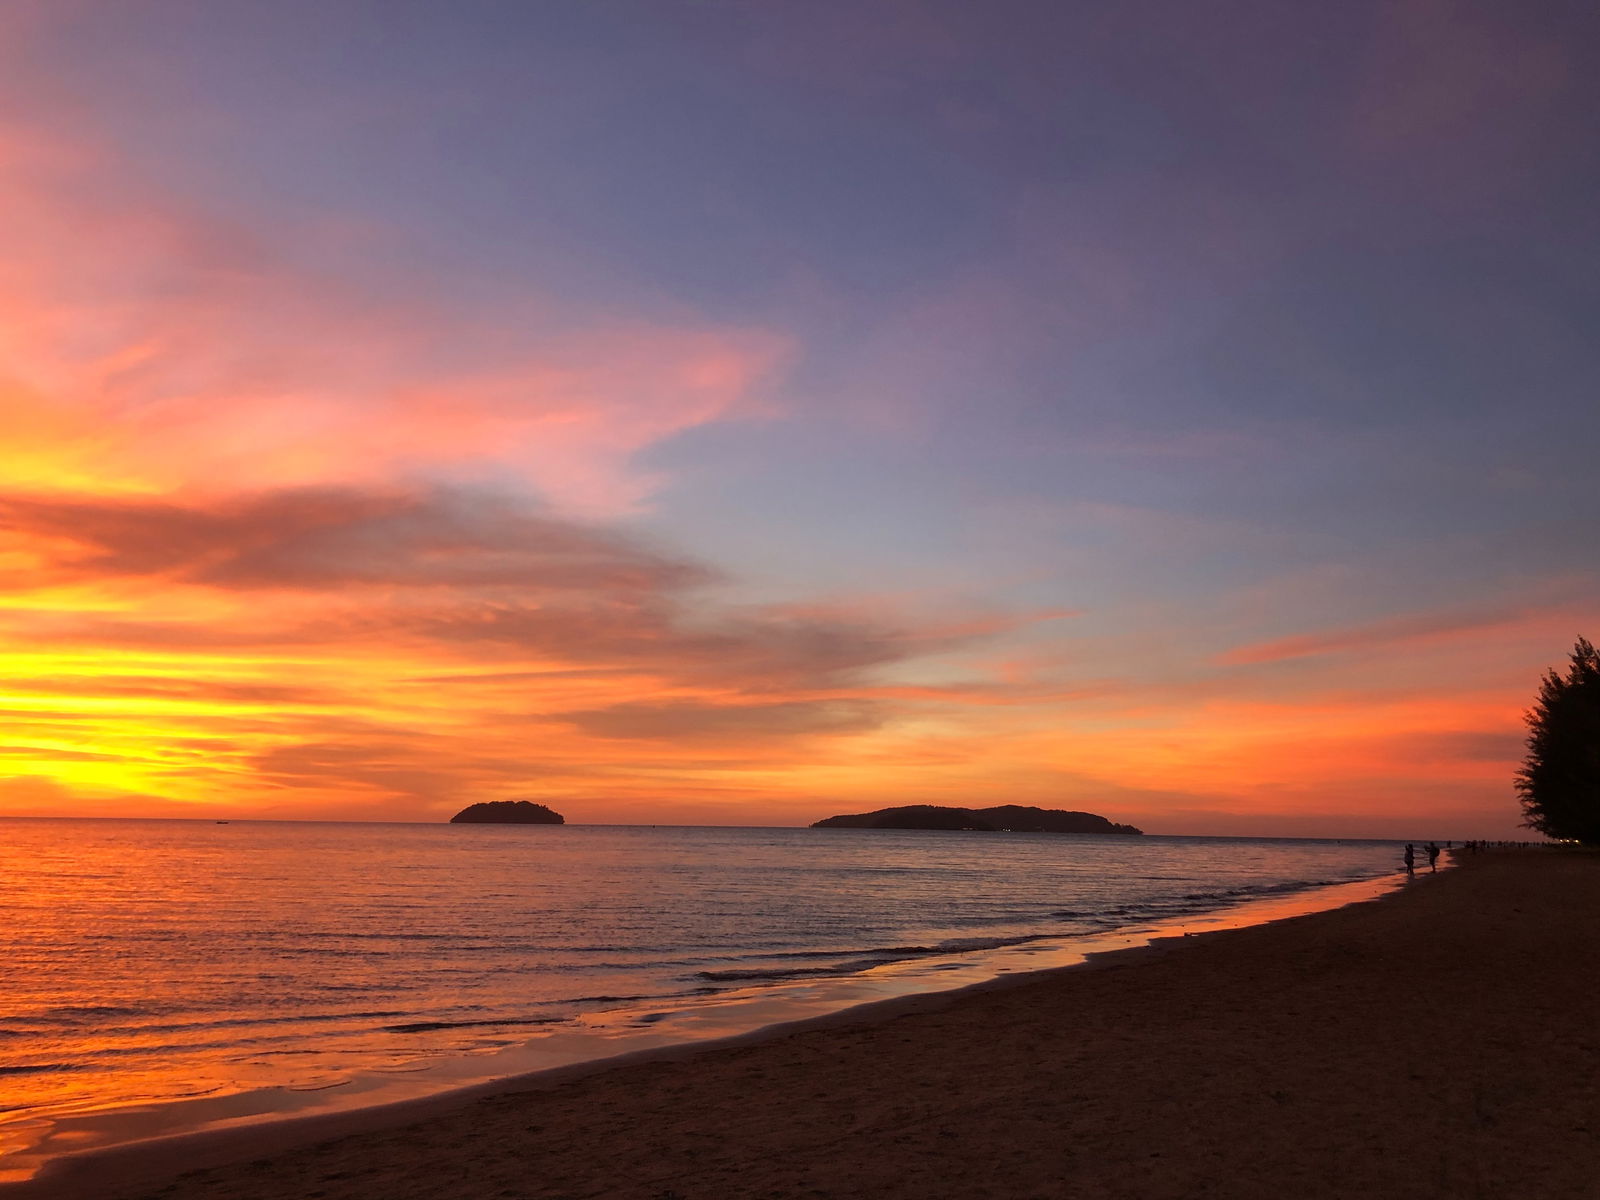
[30,851,1600,1200]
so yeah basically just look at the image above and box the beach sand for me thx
[25,850,1600,1200]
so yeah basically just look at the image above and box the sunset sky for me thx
[1,1,1595,837]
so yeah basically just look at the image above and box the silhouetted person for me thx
[1403,843,1415,872]
[1426,842,1440,870]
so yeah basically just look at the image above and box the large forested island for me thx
[449,800,565,824]
[811,804,1142,835]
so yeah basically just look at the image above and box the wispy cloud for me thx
[0,486,711,592]
[557,698,884,743]
[0,111,786,513]
[1218,603,1539,665]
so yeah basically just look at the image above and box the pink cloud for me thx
[0,115,787,513]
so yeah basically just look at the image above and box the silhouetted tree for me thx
[1516,637,1600,842]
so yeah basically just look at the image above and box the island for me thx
[449,800,565,824]
[810,804,1142,835]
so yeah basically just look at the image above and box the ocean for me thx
[0,819,1406,1180]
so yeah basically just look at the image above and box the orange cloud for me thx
[1218,592,1595,670]
[0,480,1045,820]
[0,487,711,592]
[1219,603,1534,665]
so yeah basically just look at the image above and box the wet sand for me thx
[23,850,1600,1200]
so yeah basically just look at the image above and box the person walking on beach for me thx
[1426,843,1440,870]
[1403,843,1415,872]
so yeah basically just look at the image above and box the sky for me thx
[1,0,1596,837]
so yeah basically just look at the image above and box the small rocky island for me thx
[811,804,1142,835]
[449,800,565,825]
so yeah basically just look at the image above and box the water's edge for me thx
[6,867,1419,1195]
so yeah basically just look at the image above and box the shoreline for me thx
[22,848,1600,1200]
[0,823,1405,1181]
[6,866,1427,1200]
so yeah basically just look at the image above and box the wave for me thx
[0,1062,88,1077]
[1182,878,1339,902]
[11,1008,414,1037]
[382,985,726,1033]
[31,1004,155,1022]
[685,875,1387,986]
[693,933,1061,983]
[1045,876,1365,924]
[383,1016,564,1034]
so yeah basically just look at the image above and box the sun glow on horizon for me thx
[2,2,1595,839]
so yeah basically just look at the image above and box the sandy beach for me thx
[21,849,1600,1200]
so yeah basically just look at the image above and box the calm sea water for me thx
[0,819,1403,1175]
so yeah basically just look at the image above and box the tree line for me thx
[1517,637,1600,843]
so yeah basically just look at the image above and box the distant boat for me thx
[215,820,229,824]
